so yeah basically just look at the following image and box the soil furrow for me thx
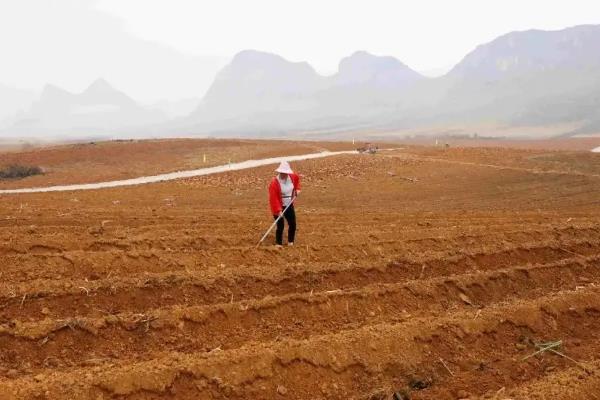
[2,224,599,256]
[2,287,600,399]
[0,256,598,377]
[505,361,600,400]
[2,228,600,283]
[2,240,599,320]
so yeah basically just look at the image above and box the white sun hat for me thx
[275,161,293,174]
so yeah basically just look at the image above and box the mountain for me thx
[316,51,425,119]
[334,51,424,88]
[78,78,137,108]
[196,50,324,120]
[188,50,424,133]
[4,79,166,138]
[449,25,600,81]
[428,25,600,129]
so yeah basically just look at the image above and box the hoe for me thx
[256,196,296,248]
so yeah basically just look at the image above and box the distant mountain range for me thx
[2,24,600,140]
[449,25,600,80]
[187,49,426,134]
[3,79,166,139]
[183,24,600,138]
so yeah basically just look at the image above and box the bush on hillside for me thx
[0,164,44,180]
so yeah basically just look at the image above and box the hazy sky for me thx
[96,0,600,75]
[0,0,227,102]
[1,0,599,102]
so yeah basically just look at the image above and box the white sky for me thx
[0,0,599,102]
[96,0,600,75]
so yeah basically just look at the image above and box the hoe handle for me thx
[256,196,296,248]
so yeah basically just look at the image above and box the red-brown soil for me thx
[395,136,600,152]
[0,139,358,189]
[0,142,600,399]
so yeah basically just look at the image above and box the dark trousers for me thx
[274,205,296,245]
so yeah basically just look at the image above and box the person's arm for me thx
[268,179,283,215]
[292,173,301,196]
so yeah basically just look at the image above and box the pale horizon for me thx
[96,0,600,76]
[1,0,600,141]
[1,0,599,101]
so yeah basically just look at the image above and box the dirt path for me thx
[0,150,357,194]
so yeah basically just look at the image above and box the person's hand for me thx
[278,211,283,217]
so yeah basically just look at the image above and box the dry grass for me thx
[0,164,43,180]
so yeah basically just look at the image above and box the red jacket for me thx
[269,173,301,215]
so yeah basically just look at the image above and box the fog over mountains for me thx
[3,79,166,139]
[2,24,600,141]
[185,24,600,137]
[0,85,35,129]
[432,24,600,130]
[186,49,427,134]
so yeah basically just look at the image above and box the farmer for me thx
[269,161,301,246]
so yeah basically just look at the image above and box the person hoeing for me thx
[269,161,301,246]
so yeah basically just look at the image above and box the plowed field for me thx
[0,139,357,189]
[1,142,600,399]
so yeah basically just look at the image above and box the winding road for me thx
[0,150,358,194]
